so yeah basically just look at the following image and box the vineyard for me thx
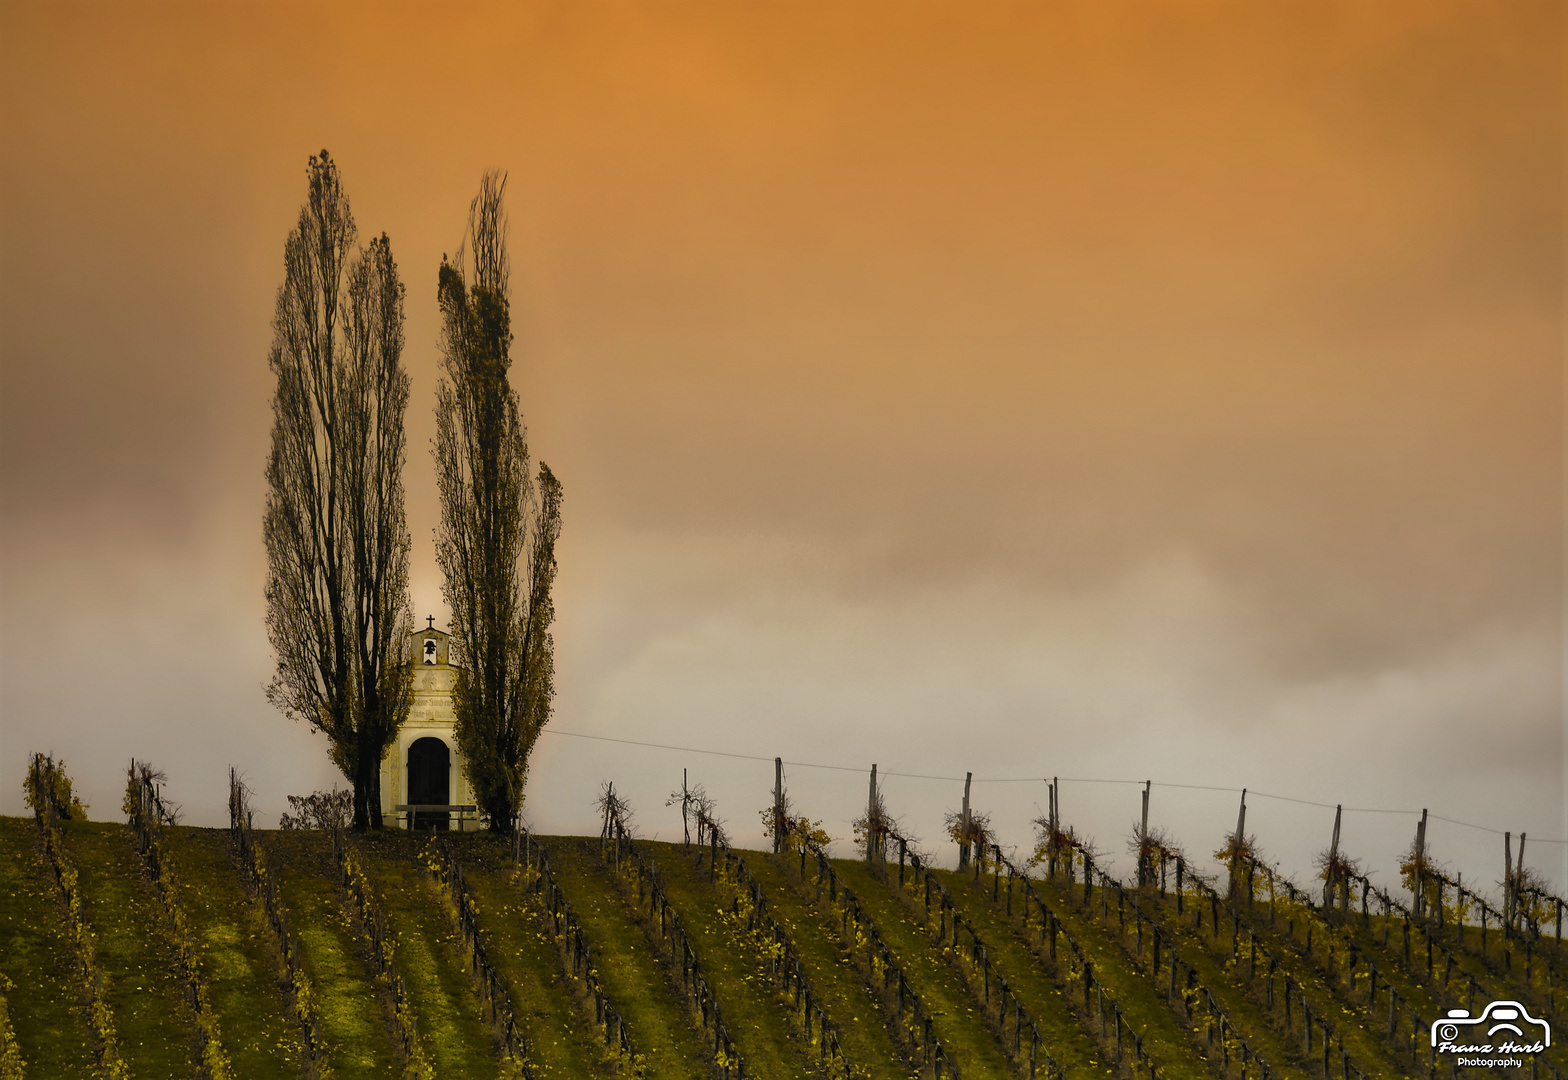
[2,758,1564,1080]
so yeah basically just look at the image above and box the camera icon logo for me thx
[1431,1001,1550,1048]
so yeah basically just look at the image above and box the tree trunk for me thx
[365,745,385,830]
[354,739,379,831]
[489,794,514,835]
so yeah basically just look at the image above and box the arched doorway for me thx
[407,737,450,831]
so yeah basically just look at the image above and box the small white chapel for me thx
[379,620,476,829]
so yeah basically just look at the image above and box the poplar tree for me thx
[263,150,414,831]
[435,172,563,834]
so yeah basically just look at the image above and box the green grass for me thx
[1423,909,1559,1007]
[454,835,621,1080]
[1231,903,1412,1078]
[1221,870,1568,1074]
[1015,873,1215,1080]
[1124,889,1317,1080]
[831,859,1017,1078]
[1237,865,1562,1031]
[266,829,403,1079]
[1212,888,1556,1079]
[1421,921,1568,1075]
[161,825,304,1077]
[1097,877,1405,1080]
[923,867,1114,1079]
[356,831,503,1079]
[640,840,830,1080]
[14,817,1509,1079]
[1319,900,1568,1074]
[0,816,99,1077]
[546,837,713,1080]
[1255,897,1467,1078]
[747,852,920,1080]
[1351,909,1568,1060]
[63,819,198,1079]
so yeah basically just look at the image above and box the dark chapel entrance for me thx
[407,737,450,831]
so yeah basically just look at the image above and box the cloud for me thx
[0,1,1559,895]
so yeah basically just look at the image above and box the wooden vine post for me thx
[1228,789,1246,899]
[1412,808,1428,917]
[773,758,784,855]
[1323,804,1342,911]
[866,764,880,868]
[599,781,614,855]
[1516,833,1527,936]
[959,772,973,871]
[1047,778,1059,879]
[1136,781,1150,888]
[1504,831,1514,932]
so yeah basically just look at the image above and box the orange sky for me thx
[1,2,1561,884]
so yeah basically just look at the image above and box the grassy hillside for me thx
[65,820,201,1078]
[540,837,715,1080]
[0,814,1539,1080]
[742,852,920,1080]
[0,817,98,1077]
[355,834,503,1079]
[264,829,404,1079]
[161,826,304,1077]
[454,841,622,1080]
